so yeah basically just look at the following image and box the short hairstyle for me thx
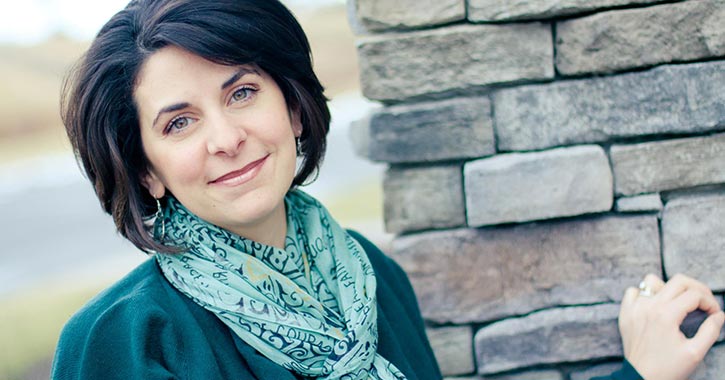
[62,0,330,253]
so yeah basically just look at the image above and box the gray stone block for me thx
[349,116,373,160]
[662,194,725,291]
[357,23,553,102]
[475,304,622,374]
[494,61,725,151]
[692,343,725,380]
[383,165,465,233]
[557,0,725,75]
[465,145,613,227]
[390,215,660,323]
[569,362,622,380]
[346,0,370,35]
[426,326,475,376]
[468,0,662,22]
[493,67,725,151]
[366,97,495,163]
[351,0,465,32]
[614,194,662,213]
[611,134,725,196]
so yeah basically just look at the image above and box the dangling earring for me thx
[295,136,302,156]
[154,196,165,241]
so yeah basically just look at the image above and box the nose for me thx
[205,112,247,156]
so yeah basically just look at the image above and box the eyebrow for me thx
[221,67,259,90]
[150,67,260,128]
[152,102,191,128]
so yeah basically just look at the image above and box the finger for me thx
[670,289,722,322]
[642,273,666,293]
[688,311,725,357]
[621,286,640,309]
[657,274,713,302]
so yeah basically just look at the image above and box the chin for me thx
[221,190,286,229]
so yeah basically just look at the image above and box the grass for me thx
[0,281,104,380]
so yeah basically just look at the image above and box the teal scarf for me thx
[155,190,406,380]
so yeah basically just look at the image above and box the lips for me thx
[209,154,269,186]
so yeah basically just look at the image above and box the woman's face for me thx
[135,46,301,237]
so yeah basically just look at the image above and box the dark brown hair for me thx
[62,0,330,253]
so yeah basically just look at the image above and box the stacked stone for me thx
[348,0,725,378]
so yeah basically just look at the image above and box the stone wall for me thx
[348,0,725,378]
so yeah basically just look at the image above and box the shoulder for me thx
[60,259,174,332]
[53,259,265,379]
[52,259,185,379]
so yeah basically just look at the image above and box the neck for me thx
[228,201,288,249]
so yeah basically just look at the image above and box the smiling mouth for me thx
[209,154,269,186]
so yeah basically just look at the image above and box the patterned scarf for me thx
[155,190,406,380]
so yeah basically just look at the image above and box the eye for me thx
[165,116,194,134]
[230,86,257,104]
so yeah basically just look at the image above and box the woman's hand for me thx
[618,273,725,380]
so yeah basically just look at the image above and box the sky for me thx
[0,0,345,44]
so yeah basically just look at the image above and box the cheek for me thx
[270,113,296,139]
[257,113,296,151]
[170,159,203,186]
[150,146,206,189]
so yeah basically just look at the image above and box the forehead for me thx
[133,46,264,112]
[136,46,254,88]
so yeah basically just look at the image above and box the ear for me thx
[141,169,166,199]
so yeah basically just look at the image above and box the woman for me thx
[52,0,723,379]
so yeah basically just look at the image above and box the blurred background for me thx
[0,0,385,378]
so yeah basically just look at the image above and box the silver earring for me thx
[155,197,165,241]
[296,137,302,156]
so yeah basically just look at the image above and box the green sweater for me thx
[51,231,641,380]
[52,231,442,379]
